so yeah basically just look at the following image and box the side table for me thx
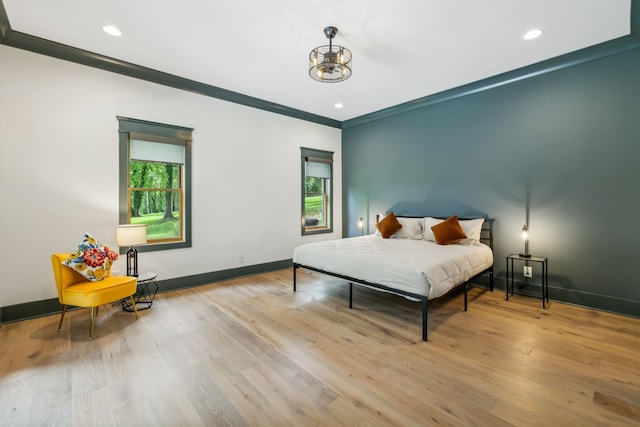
[506,254,548,309]
[122,272,159,312]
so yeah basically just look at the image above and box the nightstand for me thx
[506,254,548,309]
[122,272,159,312]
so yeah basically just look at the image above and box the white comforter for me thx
[293,235,493,299]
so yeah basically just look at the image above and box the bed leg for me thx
[464,283,468,311]
[422,297,428,341]
[293,263,298,292]
[349,283,353,308]
[489,268,494,291]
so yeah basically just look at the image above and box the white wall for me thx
[0,45,342,308]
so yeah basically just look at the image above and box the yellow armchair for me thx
[51,253,139,339]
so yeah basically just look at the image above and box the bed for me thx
[292,214,495,341]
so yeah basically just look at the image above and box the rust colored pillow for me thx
[376,211,403,238]
[431,215,467,245]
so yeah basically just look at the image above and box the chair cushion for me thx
[61,275,137,307]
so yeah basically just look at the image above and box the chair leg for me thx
[129,296,139,319]
[57,305,67,331]
[89,306,96,340]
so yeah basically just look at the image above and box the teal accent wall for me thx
[342,47,640,316]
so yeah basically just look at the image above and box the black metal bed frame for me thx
[293,217,495,341]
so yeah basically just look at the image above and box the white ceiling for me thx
[3,0,631,122]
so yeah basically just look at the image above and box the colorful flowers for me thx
[104,246,119,261]
[92,266,106,280]
[82,247,106,268]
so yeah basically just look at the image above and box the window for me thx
[118,116,192,251]
[301,147,333,235]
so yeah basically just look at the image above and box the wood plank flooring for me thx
[1,269,639,426]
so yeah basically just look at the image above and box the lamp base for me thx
[519,253,532,258]
[126,246,138,277]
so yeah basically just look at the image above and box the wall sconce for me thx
[358,217,364,235]
[520,225,531,258]
[116,224,147,276]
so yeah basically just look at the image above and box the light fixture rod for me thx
[325,26,336,51]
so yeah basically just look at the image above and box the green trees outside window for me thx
[304,177,328,226]
[129,161,182,241]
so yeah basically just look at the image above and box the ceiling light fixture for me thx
[334,102,344,109]
[102,25,122,37]
[523,28,543,40]
[309,26,352,83]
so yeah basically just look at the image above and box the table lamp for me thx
[116,224,147,276]
[520,225,531,258]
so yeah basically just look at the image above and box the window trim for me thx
[301,147,333,236]
[118,116,193,252]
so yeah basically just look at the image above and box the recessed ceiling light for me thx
[102,25,122,37]
[334,102,344,109]
[523,28,543,41]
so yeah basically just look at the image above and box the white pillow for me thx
[423,217,485,243]
[422,217,443,241]
[460,218,484,242]
[394,217,423,239]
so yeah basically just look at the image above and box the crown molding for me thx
[342,0,640,128]
[343,33,640,129]
[0,1,340,129]
[1,0,639,130]
[343,1,640,128]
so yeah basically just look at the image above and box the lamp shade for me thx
[116,224,147,247]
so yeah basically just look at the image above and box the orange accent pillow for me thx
[431,215,467,245]
[376,211,403,238]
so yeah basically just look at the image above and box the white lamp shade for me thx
[116,224,147,246]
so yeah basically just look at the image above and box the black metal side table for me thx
[506,254,548,309]
[122,272,159,312]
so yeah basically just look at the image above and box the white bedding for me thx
[293,235,493,299]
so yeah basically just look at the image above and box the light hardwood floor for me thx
[1,269,639,426]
